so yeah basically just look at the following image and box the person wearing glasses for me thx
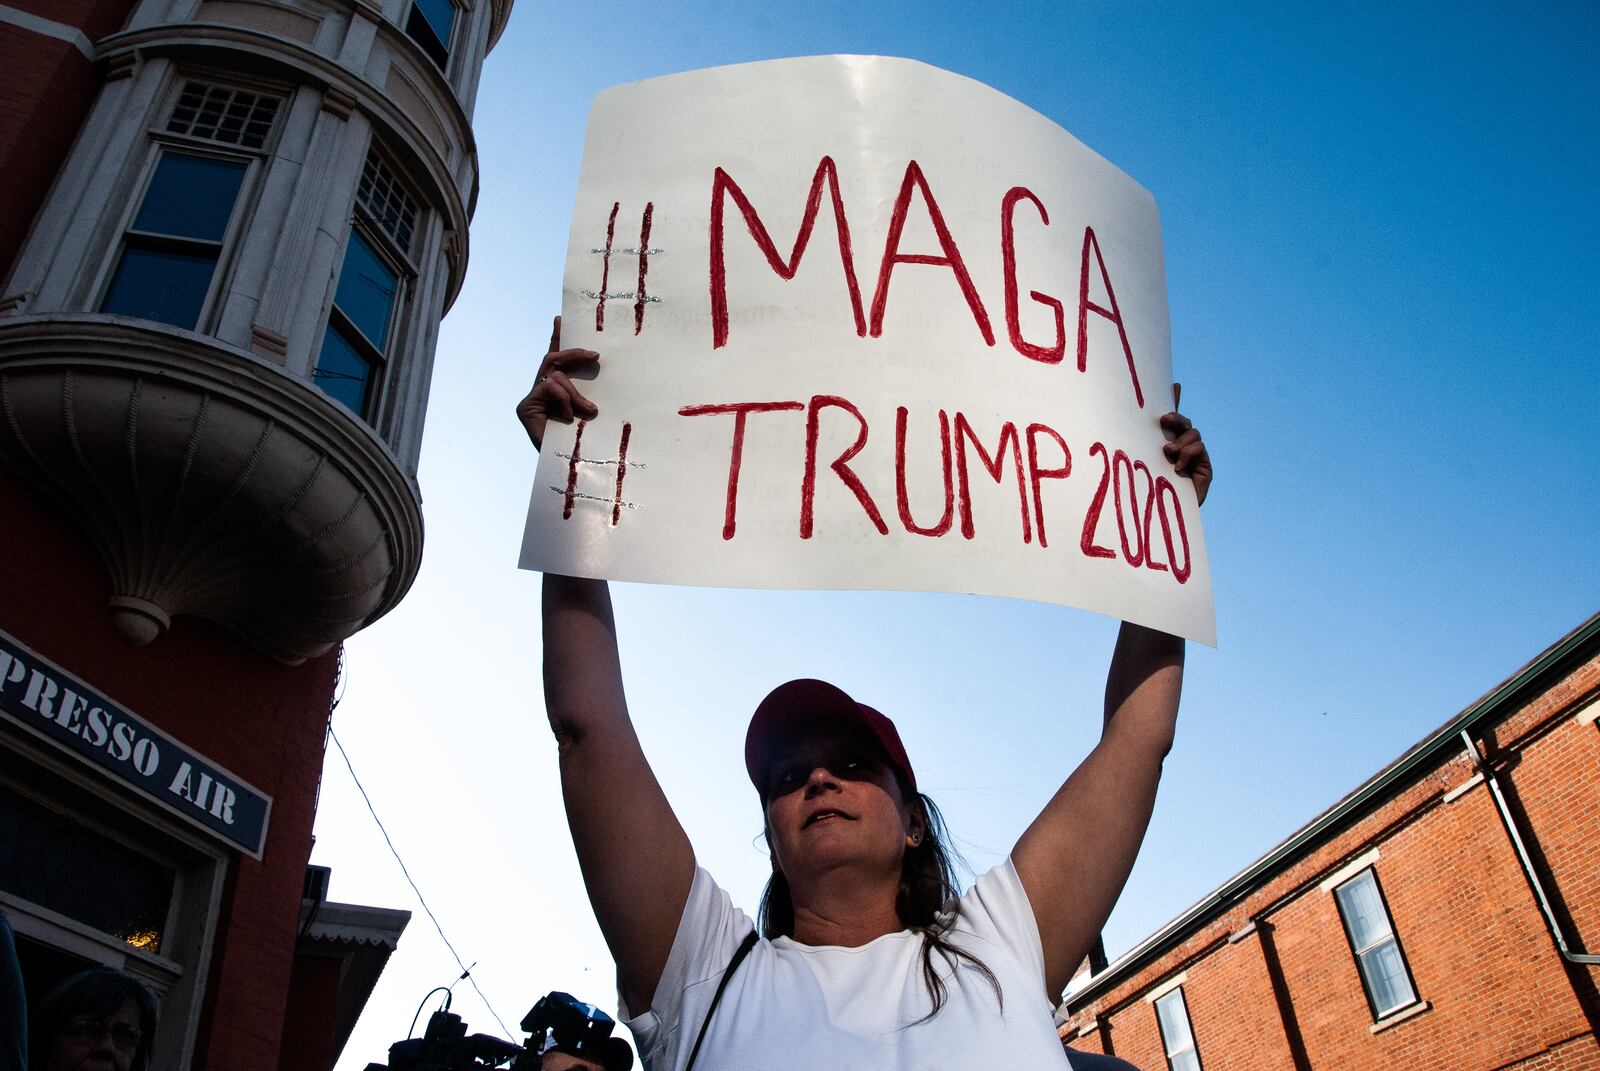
[28,968,156,1071]
[521,321,1210,1070]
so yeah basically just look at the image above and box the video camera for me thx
[517,991,633,1070]
[372,991,632,1071]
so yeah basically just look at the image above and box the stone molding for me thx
[0,315,423,664]
[249,325,290,362]
[486,0,513,51]
[104,51,140,81]
[320,84,358,119]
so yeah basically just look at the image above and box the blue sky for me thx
[312,3,1599,1062]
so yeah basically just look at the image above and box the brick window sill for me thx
[1369,1000,1431,1034]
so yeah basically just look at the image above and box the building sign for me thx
[0,630,271,857]
[520,56,1214,644]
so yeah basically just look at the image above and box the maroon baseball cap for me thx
[744,678,916,798]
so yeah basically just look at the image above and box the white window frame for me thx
[1332,867,1421,1020]
[96,142,257,331]
[1153,985,1202,1071]
[1,739,227,1071]
[92,73,285,333]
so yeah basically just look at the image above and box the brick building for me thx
[1058,614,1600,1071]
[0,0,511,1065]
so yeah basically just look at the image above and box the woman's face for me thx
[762,725,923,885]
[48,996,143,1071]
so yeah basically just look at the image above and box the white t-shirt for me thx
[621,859,1075,1071]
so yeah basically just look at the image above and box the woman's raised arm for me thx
[1012,403,1211,998]
[522,318,695,1014]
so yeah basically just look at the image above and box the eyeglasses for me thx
[61,1016,142,1051]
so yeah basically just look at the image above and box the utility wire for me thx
[329,726,517,1040]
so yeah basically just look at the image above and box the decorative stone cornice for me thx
[320,85,358,120]
[486,0,514,51]
[0,316,423,664]
[104,51,140,81]
[445,230,465,277]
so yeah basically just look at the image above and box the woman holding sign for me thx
[522,319,1210,1071]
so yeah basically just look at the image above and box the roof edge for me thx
[299,900,412,947]
[1066,611,1600,1011]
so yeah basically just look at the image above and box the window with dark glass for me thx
[0,783,175,954]
[313,150,416,419]
[100,152,247,329]
[1334,868,1419,1018]
[1154,987,1202,1071]
[98,80,282,330]
[405,0,455,68]
[357,151,417,252]
[165,82,280,149]
[314,231,399,416]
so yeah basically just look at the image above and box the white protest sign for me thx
[520,55,1214,645]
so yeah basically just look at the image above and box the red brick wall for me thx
[1505,1035,1600,1071]
[7,0,137,41]
[1496,684,1600,957]
[0,25,99,280]
[1084,934,1294,1071]
[0,2,137,278]
[1066,646,1600,1070]
[1188,931,1296,1071]
[0,465,337,1071]
[276,951,344,1071]
[1063,1021,1113,1056]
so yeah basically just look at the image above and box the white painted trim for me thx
[1369,1000,1431,1033]
[1319,847,1382,892]
[1577,697,1600,726]
[1227,920,1259,944]
[1075,1020,1099,1039]
[1442,771,1485,804]
[0,734,228,1071]
[0,5,96,60]
[1143,971,1188,1003]
[0,891,159,966]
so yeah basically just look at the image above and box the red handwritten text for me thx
[708,159,1146,408]
[678,397,1183,583]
